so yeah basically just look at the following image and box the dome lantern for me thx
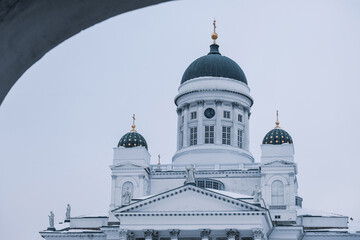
[117,115,148,150]
[262,111,293,145]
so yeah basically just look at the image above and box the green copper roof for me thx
[181,44,248,84]
[118,131,148,150]
[262,128,293,145]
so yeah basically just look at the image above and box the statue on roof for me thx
[185,164,196,185]
[252,185,262,202]
[48,211,55,228]
[65,204,71,220]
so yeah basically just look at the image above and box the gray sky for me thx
[1,0,360,239]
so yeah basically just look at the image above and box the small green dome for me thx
[181,44,248,84]
[262,128,293,145]
[118,131,148,150]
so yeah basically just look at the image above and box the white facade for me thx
[40,42,360,240]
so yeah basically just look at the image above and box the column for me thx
[176,108,182,150]
[110,175,116,208]
[183,104,189,148]
[200,229,211,240]
[244,108,250,151]
[215,100,222,145]
[144,230,154,240]
[252,229,264,240]
[226,229,239,240]
[197,101,204,144]
[232,102,239,147]
[119,229,128,240]
[169,229,180,240]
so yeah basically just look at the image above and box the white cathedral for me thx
[40,24,360,240]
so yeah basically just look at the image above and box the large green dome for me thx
[181,44,248,84]
[118,131,148,150]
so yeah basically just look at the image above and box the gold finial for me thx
[131,114,136,132]
[158,154,161,165]
[211,19,218,44]
[275,110,280,128]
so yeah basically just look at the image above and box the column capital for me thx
[197,100,205,106]
[200,229,211,238]
[169,229,180,238]
[184,103,190,109]
[119,229,128,239]
[226,229,239,239]
[144,230,154,238]
[252,229,264,239]
[232,102,239,107]
[128,232,135,240]
[111,175,117,180]
[176,108,182,114]
[215,99,222,105]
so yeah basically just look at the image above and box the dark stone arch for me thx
[0,0,172,105]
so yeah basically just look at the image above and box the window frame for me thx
[189,127,197,146]
[222,126,231,145]
[205,125,214,144]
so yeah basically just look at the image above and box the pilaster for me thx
[177,108,182,150]
[183,104,189,148]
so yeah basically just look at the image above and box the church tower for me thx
[109,115,150,210]
[260,112,301,223]
[173,21,254,166]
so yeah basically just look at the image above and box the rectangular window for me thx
[237,129,243,148]
[190,127,197,146]
[238,114,243,122]
[205,181,212,188]
[222,126,231,145]
[223,111,230,119]
[190,111,197,120]
[205,125,214,144]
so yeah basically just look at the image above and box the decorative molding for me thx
[116,211,265,217]
[114,185,264,214]
[215,99,222,105]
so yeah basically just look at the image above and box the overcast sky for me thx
[1,0,360,239]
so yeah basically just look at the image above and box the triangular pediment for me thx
[111,162,147,169]
[112,185,264,214]
[263,160,294,167]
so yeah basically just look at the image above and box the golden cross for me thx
[275,110,280,128]
[131,114,136,132]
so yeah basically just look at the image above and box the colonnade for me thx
[118,228,265,240]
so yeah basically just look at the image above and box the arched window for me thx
[121,181,134,205]
[271,180,284,205]
[195,179,224,190]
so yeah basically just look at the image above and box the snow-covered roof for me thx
[297,208,346,217]
[348,219,360,233]
[206,189,253,199]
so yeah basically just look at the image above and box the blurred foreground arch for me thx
[0,0,171,105]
